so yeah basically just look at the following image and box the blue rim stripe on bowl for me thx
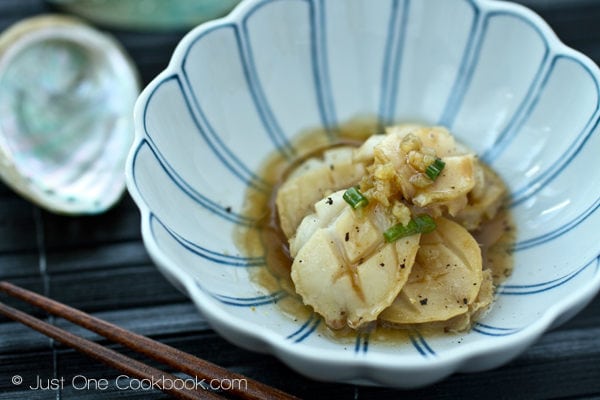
[354,332,369,354]
[136,139,257,227]
[415,332,436,357]
[511,196,600,252]
[145,74,270,193]
[507,57,600,207]
[286,314,321,343]
[239,0,342,144]
[310,0,339,136]
[408,334,427,357]
[149,214,265,267]
[196,279,288,306]
[210,291,288,306]
[473,323,522,337]
[239,4,296,159]
[438,0,481,128]
[498,256,600,295]
[378,0,408,127]
[440,6,556,135]
[480,11,551,164]
[286,314,316,340]
[408,331,436,358]
[181,29,273,192]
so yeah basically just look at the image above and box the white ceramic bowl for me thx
[126,0,600,387]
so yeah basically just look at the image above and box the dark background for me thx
[0,0,599,399]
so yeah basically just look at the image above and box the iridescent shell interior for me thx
[0,16,139,214]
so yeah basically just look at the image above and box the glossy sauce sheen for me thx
[235,119,515,341]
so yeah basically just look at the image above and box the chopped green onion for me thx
[383,214,436,243]
[343,187,369,209]
[425,158,445,181]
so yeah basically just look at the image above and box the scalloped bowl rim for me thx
[126,0,600,384]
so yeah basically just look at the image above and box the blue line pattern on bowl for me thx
[479,11,551,163]
[437,0,480,128]
[180,42,272,191]
[286,314,321,343]
[498,256,600,295]
[378,0,409,127]
[128,0,600,385]
[310,0,338,134]
[149,214,265,266]
[354,332,369,354]
[210,290,288,307]
[511,197,600,252]
[473,323,522,337]
[136,139,257,227]
[239,7,296,158]
[145,74,270,192]
[409,332,437,358]
[196,279,288,306]
[505,55,600,207]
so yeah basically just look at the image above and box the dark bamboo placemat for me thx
[0,1,599,398]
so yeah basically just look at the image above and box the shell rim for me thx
[0,14,140,215]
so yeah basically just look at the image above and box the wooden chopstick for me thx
[0,300,218,400]
[0,281,299,400]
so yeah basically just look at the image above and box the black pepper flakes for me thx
[326,197,333,205]
[380,263,385,267]
[420,298,428,305]
[225,206,232,213]
[463,298,467,305]
[400,263,406,269]
[345,232,350,242]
